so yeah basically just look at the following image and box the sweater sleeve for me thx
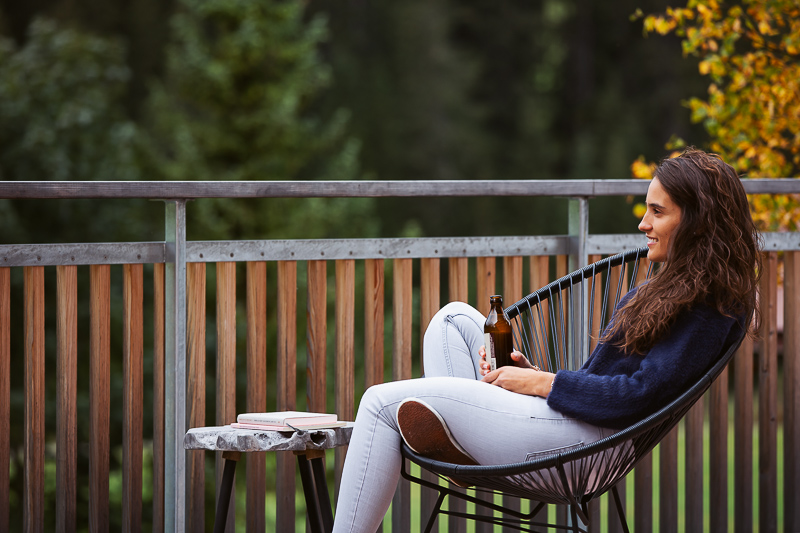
[546,306,740,429]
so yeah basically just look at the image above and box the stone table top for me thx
[183,424,354,453]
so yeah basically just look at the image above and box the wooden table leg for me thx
[214,451,240,533]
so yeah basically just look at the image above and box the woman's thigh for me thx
[369,376,611,466]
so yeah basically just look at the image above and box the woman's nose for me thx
[638,216,651,232]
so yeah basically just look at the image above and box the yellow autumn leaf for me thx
[631,157,655,179]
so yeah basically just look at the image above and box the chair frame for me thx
[401,247,747,532]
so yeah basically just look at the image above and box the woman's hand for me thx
[478,346,535,377]
[482,367,556,398]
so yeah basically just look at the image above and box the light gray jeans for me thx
[331,302,613,533]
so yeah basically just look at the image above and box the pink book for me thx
[233,411,345,431]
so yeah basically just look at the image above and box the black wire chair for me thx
[400,247,747,533]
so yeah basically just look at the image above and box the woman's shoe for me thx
[397,397,476,487]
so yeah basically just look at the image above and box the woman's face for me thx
[638,178,682,262]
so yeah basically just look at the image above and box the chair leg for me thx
[424,493,447,533]
[570,504,580,533]
[611,485,631,533]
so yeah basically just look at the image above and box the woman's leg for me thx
[332,376,611,533]
[422,301,486,379]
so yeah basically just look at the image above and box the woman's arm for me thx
[482,366,555,397]
[478,345,554,397]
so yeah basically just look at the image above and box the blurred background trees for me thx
[0,0,718,242]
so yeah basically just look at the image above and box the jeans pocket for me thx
[525,441,584,461]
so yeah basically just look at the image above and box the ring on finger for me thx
[532,365,540,371]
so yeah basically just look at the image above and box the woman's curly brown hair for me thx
[603,147,762,355]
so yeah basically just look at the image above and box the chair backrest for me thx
[505,247,652,373]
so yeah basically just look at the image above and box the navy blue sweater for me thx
[546,289,743,429]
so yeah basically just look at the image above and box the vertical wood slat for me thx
[364,259,384,389]
[56,266,78,533]
[633,455,653,533]
[277,261,298,531]
[684,399,704,531]
[152,263,165,533]
[605,261,628,533]
[502,256,524,530]
[122,263,143,533]
[393,259,413,383]
[529,255,553,530]
[587,254,603,355]
[89,265,110,532]
[734,335,754,533]
[658,427,679,533]
[683,248,702,531]
[246,262,267,533]
[420,258,441,373]
[449,257,469,303]
[24,266,45,533]
[334,260,354,502]
[632,258,652,533]
[473,257,495,533]
[307,261,327,409]
[0,268,8,533]
[709,365,728,533]
[419,258,441,533]
[503,256,523,304]
[530,255,551,369]
[476,257,496,315]
[392,258,414,533]
[186,263,206,533]
[584,255,603,533]
[0,267,11,531]
[785,251,800,533]
[216,262,237,533]
[758,252,778,533]
[446,257,468,533]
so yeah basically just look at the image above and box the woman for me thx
[331,148,760,532]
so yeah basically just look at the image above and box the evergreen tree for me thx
[143,0,374,240]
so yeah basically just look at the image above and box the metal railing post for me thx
[164,200,187,533]
[568,197,589,272]
[568,197,590,366]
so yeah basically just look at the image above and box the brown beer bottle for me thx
[484,295,513,370]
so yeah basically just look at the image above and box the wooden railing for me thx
[0,179,799,533]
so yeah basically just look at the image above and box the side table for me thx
[184,424,353,533]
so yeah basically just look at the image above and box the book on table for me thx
[232,411,346,431]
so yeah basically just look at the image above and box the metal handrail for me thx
[1,177,799,199]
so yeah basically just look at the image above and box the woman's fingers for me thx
[511,350,534,369]
[479,345,490,376]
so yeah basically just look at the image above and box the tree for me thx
[142,0,373,241]
[0,17,156,244]
[632,0,800,231]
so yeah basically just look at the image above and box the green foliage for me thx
[633,0,800,231]
[0,18,141,183]
[0,18,157,244]
[143,0,374,241]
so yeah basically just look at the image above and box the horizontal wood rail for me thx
[1,178,799,199]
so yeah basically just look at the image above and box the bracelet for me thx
[550,376,555,390]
